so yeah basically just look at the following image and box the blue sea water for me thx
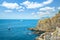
[0,19,38,40]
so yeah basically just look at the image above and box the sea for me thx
[0,19,38,40]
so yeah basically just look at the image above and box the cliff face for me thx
[29,12,60,40]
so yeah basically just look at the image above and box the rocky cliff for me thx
[28,11,60,40]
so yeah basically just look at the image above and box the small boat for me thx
[8,28,11,30]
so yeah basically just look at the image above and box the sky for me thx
[0,0,60,19]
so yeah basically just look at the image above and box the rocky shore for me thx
[28,11,60,40]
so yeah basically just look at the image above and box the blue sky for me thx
[0,0,60,19]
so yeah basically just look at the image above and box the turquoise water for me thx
[0,19,38,40]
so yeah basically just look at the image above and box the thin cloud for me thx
[40,7,55,11]
[37,11,50,17]
[58,7,60,10]
[4,10,12,12]
[18,9,24,12]
[43,0,53,5]
[21,0,53,9]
